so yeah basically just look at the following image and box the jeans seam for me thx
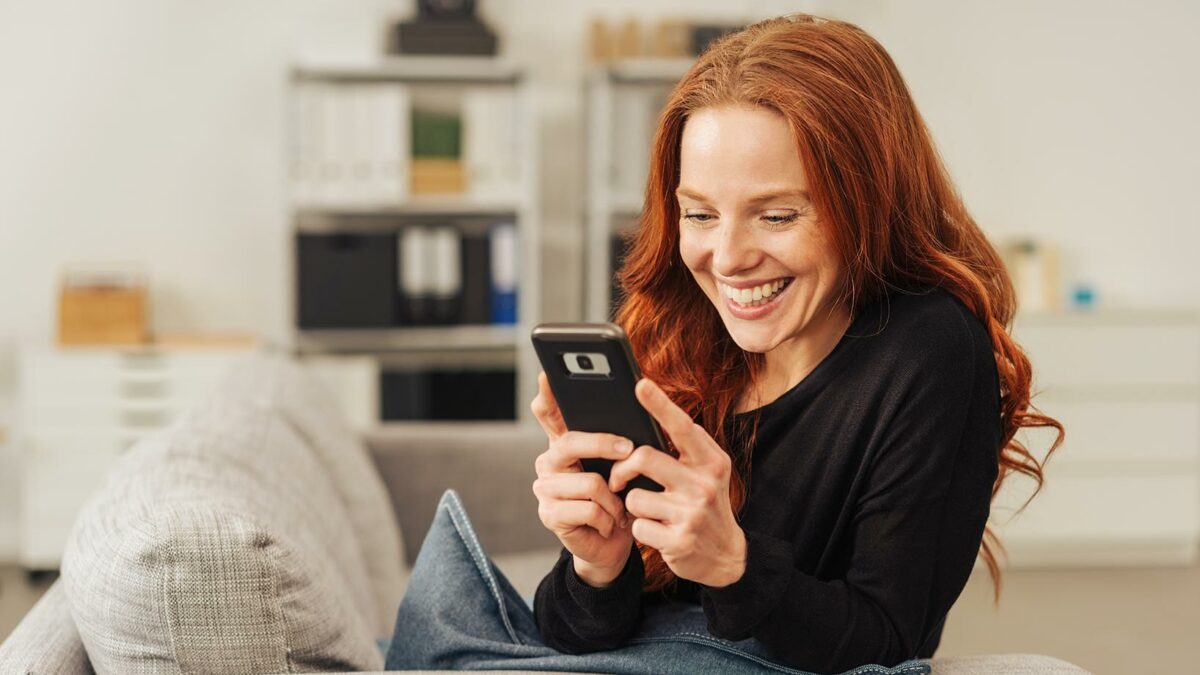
[441,490,524,646]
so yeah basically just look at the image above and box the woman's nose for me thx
[710,221,762,278]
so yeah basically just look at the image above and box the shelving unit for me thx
[287,56,541,429]
[584,58,691,322]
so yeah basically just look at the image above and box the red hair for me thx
[616,14,1064,601]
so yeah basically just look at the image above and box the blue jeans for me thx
[385,490,932,675]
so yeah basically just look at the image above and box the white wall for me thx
[850,0,1200,307]
[1,0,1198,559]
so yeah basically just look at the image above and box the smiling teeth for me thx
[719,279,790,307]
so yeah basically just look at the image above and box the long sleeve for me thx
[533,544,645,653]
[700,303,1002,672]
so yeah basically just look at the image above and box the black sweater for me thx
[533,286,1002,673]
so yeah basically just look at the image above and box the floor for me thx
[3,562,1197,673]
[938,563,1198,674]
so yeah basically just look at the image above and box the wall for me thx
[2,0,1198,560]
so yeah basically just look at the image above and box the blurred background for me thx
[1,1,1197,672]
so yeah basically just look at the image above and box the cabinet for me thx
[994,310,1200,566]
[288,56,541,428]
[16,343,258,569]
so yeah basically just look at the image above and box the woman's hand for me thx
[608,378,747,588]
[531,371,635,588]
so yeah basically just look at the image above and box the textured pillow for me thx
[216,353,407,634]
[62,392,383,674]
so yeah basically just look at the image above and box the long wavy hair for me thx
[615,14,1064,601]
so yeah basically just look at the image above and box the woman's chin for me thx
[720,319,783,354]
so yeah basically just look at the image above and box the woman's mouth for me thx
[715,276,792,307]
[715,277,794,319]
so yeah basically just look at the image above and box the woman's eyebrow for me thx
[674,187,709,202]
[747,189,810,203]
[675,187,810,203]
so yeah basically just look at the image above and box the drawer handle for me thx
[121,408,170,427]
[121,379,168,398]
[120,353,166,370]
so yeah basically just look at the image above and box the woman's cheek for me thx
[678,233,707,274]
[678,238,717,305]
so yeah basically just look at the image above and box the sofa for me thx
[0,353,1090,674]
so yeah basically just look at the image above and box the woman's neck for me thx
[736,304,854,414]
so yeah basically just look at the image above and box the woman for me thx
[386,13,1063,675]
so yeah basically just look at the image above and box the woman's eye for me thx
[763,213,799,226]
[682,213,715,224]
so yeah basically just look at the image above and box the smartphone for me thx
[531,322,668,496]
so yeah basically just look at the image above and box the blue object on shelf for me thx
[1070,283,1096,309]
[490,289,517,325]
[489,222,517,325]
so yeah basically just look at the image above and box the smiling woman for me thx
[384,12,1064,675]
[675,104,850,392]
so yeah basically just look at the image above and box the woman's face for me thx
[677,104,845,355]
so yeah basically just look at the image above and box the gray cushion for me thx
[61,387,383,673]
[366,426,558,565]
[218,353,407,634]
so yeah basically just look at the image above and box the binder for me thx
[463,87,521,199]
[398,226,433,324]
[376,85,410,203]
[489,222,517,324]
[317,83,351,204]
[289,83,320,205]
[460,230,492,325]
[430,226,463,324]
[289,82,412,206]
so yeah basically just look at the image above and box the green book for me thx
[412,110,461,158]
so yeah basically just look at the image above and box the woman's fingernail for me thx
[615,438,633,455]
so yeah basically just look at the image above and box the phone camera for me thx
[576,355,594,371]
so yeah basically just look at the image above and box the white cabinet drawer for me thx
[993,472,1199,543]
[26,429,147,455]
[25,371,224,404]
[23,358,227,401]
[1018,396,1200,466]
[1014,318,1200,390]
[25,401,181,431]
[19,445,122,568]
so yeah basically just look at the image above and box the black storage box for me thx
[381,367,516,421]
[297,233,399,329]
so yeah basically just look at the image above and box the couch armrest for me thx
[0,580,94,675]
[365,425,558,566]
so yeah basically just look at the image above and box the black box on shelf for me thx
[297,233,399,328]
[381,367,516,421]
[389,19,498,56]
[379,369,431,419]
